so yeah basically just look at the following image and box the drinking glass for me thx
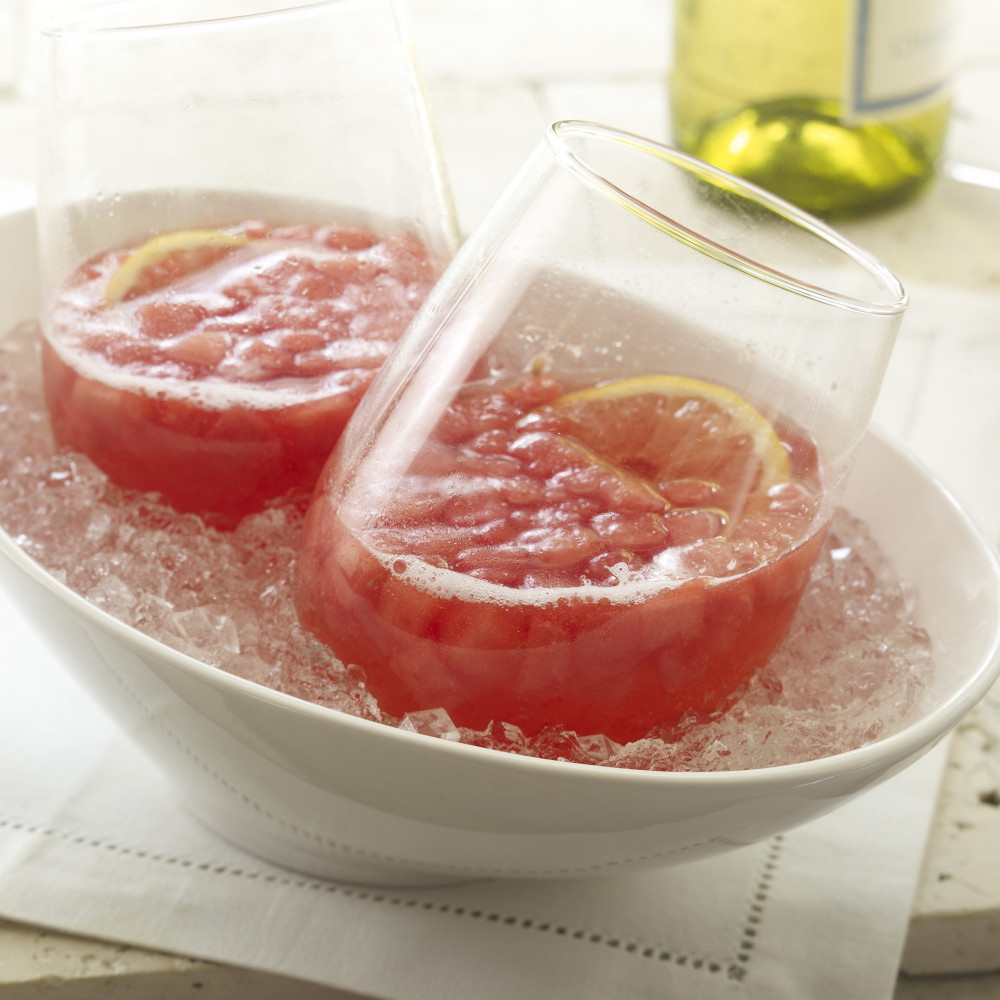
[295,120,907,745]
[35,0,458,526]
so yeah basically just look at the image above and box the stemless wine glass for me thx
[35,0,457,526]
[295,120,907,746]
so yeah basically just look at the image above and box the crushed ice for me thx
[0,322,935,770]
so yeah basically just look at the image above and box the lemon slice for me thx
[103,228,249,305]
[550,374,790,496]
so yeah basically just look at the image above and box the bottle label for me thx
[846,0,955,119]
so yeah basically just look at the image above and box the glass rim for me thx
[546,120,909,317]
[41,0,359,36]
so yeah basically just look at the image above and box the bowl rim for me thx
[2,421,998,790]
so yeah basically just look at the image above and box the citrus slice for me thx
[548,374,790,509]
[103,228,249,305]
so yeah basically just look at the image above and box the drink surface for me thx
[43,220,437,525]
[670,0,953,216]
[295,373,829,742]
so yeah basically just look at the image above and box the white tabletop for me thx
[1,0,999,995]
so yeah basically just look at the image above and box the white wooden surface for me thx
[0,0,999,994]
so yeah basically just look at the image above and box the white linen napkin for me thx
[0,575,943,1000]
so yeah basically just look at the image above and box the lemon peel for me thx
[551,374,791,492]
[103,228,249,305]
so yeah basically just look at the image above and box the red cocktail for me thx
[42,221,437,525]
[295,372,828,742]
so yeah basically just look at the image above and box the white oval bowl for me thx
[3,207,999,886]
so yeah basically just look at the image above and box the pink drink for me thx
[42,220,437,526]
[296,373,829,742]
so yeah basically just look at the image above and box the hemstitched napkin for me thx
[0,580,943,1000]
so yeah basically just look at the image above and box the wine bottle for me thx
[670,0,955,217]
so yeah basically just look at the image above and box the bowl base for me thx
[187,802,487,888]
